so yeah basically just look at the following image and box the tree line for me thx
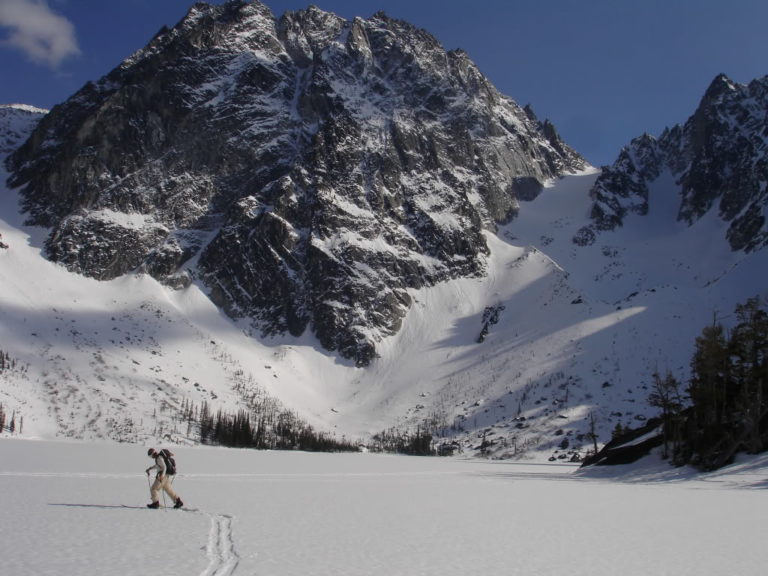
[370,425,435,455]
[0,349,18,372]
[647,296,767,470]
[0,403,21,434]
[173,395,444,455]
[174,396,440,455]
[178,399,359,452]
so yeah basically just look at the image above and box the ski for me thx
[123,504,200,511]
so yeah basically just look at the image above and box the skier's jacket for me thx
[149,449,177,477]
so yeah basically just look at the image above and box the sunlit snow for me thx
[2,439,767,576]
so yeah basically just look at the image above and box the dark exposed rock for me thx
[581,417,663,467]
[6,0,585,365]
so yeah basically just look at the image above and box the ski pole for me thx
[147,471,155,508]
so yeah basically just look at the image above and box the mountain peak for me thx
[701,72,737,103]
[584,73,768,252]
[6,3,584,366]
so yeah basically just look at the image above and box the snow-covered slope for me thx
[0,104,47,156]
[338,165,766,458]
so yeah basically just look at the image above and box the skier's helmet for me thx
[147,448,156,457]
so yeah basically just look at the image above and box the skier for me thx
[145,448,184,509]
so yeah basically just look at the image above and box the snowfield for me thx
[2,438,767,576]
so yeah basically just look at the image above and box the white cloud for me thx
[0,0,80,68]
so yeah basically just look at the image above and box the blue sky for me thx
[1,0,766,167]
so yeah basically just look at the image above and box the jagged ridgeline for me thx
[578,74,768,252]
[6,0,584,365]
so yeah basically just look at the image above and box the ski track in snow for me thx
[48,501,242,576]
[197,510,240,576]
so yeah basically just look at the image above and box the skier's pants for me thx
[150,474,179,504]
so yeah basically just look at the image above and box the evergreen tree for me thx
[199,401,212,444]
[586,411,599,455]
[730,297,768,453]
[687,320,733,468]
[649,297,768,470]
[689,322,730,429]
[647,371,684,461]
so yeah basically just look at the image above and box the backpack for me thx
[159,449,177,476]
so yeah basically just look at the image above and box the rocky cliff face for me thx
[6,0,585,365]
[580,74,768,252]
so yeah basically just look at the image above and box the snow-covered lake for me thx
[2,438,766,575]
